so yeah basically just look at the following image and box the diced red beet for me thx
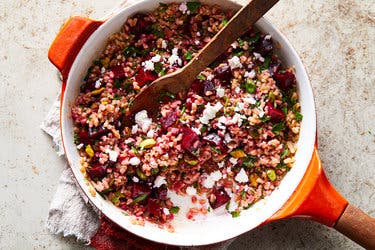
[129,14,152,36]
[160,112,178,130]
[273,71,296,91]
[210,188,230,209]
[181,127,201,154]
[171,180,184,193]
[87,163,107,180]
[131,183,151,199]
[265,102,285,122]
[152,185,168,201]
[111,65,126,79]
[255,35,273,55]
[190,79,204,95]
[77,129,91,144]
[146,198,161,217]
[135,68,158,86]
[214,65,232,84]
[203,80,215,95]
[89,126,108,139]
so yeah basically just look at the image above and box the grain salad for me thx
[71,2,302,229]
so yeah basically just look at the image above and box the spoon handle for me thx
[182,0,279,83]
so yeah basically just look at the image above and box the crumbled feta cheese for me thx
[101,67,105,73]
[76,143,84,149]
[226,167,232,173]
[168,48,182,66]
[129,156,140,166]
[265,34,272,40]
[206,74,214,81]
[232,113,247,127]
[147,129,155,138]
[258,108,265,118]
[228,56,242,69]
[243,95,257,105]
[194,40,200,45]
[199,102,223,124]
[179,2,188,14]
[161,40,167,49]
[253,52,265,62]
[151,54,161,62]
[132,176,139,183]
[95,79,102,89]
[163,207,170,215]
[243,185,249,191]
[234,102,245,112]
[235,87,241,94]
[224,133,232,143]
[135,110,152,133]
[244,69,256,79]
[235,168,249,183]
[196,31,201,37]
[191,127,201,135]
[186,186,197,195]
[142,60,154,71]
[217,116,227,130]
[217,161,225,168]
[216,87,225,97]
[231,43,237,49]
[229,157,238,165]
[154,176,167,187]
[203,170,222,188]
[106,149,119,162]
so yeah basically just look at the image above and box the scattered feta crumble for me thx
[161,40,167,49]
[129,157,140,166]
[229,157,238,165]
[243,95,257,105]
[224,133,232,143]
[227,200,238,212]
[217,116,227,130]
[203,170,222,188]
[163,207,170,215]
[95,79,102,89]
[135,110,152,133]
[132,176,139,183]
[234,102,245,112]
[179,2,188,14]
[265,34,272,40]
[154,176,167,187]
[253,52,265,62]
[142,60,155,71]
[191,127,201,135]
[216,86,225,97]
[235,168,249,183]
[168,48,182,66]
[217,161,225,168]
[147,129,155,138]
[100,67,105,73]
[244,69,256,79]
[76,143,84,149]
[186,186,197,195]
[196,31,201,37]
[106,149,119,162]
[258,108,265,118]
[228,56,242,69]
[131,124,138,134]
[199,102,223,124]
[234,87,241,94]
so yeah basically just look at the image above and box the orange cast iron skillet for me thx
[49,15,375,249]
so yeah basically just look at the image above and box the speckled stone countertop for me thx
[0,0,374,249]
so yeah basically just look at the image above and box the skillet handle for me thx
[335,204,375,249]
[48,16,103,80]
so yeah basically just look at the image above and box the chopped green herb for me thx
[231,211,241,218]
[131,146,139,155]
[180,105,186,115]
[240,190,247,199]
[93,59,101,66]
[151,168,159,175]
[168,16,175,22]
[151,24,164,38]
[260,115,271,122]
[123,46,139,57]
[225,201,230,210]
[169,206,180,214]
[113,78,122,89]
[132,193,148,204]
[128,97,134,107]
[221,18,228,26]
[243,79,257,94]
[154,62,165,75]
[266,169,277,181]
[281,147,289,159]
[260,56,271,70]
[187,1,201,12]
[242,156,257,168]
[111,190,125,203]
[223,96,230,115]
[122,212,129,216]
[184,50,194,60]
[272,122,286,135]
[113,95,121,100]
[248,33,260,43]
[294,110,303,122]
[200,125,208,133]
[211,147,221,154]
[196,74,206,80]
[237,38,244,46]
[73,132,80,145]
[282,106,288,115]
[121,107,126,114]
[234,50,244,57]
[136,168,147,181]
[158,90,176,102]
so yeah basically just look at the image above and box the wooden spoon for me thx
[127,0,279,121]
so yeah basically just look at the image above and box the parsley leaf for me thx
[187,1,201,12]
[272,122,286,135]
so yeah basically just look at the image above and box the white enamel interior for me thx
[61,0,316,246]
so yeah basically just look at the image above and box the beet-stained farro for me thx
[71,2,302,228]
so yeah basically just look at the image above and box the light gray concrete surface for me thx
[0,0,373,249]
